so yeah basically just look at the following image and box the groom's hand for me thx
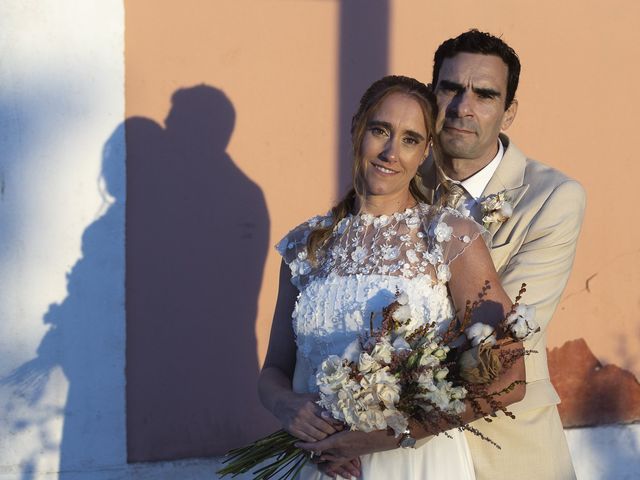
[315,456,361,479]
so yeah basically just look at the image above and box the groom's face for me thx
[434,52,517,167]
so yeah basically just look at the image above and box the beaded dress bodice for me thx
[276,204,485,393]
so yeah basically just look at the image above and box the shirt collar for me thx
[460,140,504,200]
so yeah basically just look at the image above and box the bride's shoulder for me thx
[275,212,332,260]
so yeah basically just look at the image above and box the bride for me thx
[258,75,525,479]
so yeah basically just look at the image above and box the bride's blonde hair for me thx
[307,76,437,264]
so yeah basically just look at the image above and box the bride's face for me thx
[360,92,428,199]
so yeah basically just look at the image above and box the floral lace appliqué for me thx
[276,204,483,290]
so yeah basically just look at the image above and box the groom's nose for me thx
[448,90,474,117]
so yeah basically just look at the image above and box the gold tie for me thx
[445,183,465,209]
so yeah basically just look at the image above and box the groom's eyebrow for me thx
[438,80,501,99]
[473,86,501,99]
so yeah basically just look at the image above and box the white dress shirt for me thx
[442,140,505,221]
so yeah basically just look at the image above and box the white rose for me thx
[316,355,351,394]
[370,367,397,386]
[419,353,438,368]
[465,322,497,347]
[371,341,394,364]
[358,352,380,374]
[362,408,387,432]
[421,386,451,411]
[433,346,449,360]
[434,367,449,381]
[417,370,435,390]
[339,392,359,426]
[450,386,467,400]
[376,383,401,408]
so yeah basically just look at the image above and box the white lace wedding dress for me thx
[277,204,486,480]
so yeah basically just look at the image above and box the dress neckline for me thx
[349,205,420,221]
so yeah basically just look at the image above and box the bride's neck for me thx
[356,190,416,216]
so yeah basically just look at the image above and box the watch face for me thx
[400,435,416,448]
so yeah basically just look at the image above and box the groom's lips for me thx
[443,125,474,134]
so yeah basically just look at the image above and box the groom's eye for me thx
[475,88,500,100]
[437,81,461,95]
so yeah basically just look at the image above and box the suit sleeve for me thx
[498,180,586,348]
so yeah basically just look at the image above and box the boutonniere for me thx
[480,191,513,229]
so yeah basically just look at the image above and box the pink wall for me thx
[125,0,640,460]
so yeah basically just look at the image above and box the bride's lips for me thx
[370,162,399,175]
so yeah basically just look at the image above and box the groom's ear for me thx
[501,99,518,131]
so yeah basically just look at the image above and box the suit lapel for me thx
[482,134,529,237]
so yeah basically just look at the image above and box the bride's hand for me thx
[275,392,342,442]
[296,429,396,461]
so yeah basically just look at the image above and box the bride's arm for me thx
[446,230,527,407]
[258,260,340,443]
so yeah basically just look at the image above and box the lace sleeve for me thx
[275,213,331,289]
[421,207,491,282]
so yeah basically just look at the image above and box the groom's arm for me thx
[494,177,585,415]
[497,179,586,345]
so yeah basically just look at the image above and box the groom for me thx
[419,29,584,479]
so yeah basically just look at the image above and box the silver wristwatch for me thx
[397,427,416,448]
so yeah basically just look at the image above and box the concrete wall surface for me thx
[0,0,126,478]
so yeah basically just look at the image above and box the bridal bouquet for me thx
[217,284,539,480]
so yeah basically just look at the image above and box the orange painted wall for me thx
[125,0,640,459]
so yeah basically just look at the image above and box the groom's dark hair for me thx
[432,29,521,109]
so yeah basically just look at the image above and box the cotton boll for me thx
[465,322,496,347]
[396,291,409,305]
[392,305,412,322]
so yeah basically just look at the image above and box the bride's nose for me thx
[380,138,399,162]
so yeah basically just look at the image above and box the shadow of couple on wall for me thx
[1,84,274,478]
[125,85,275,461]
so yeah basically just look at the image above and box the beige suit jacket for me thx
[418,134,585,479]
